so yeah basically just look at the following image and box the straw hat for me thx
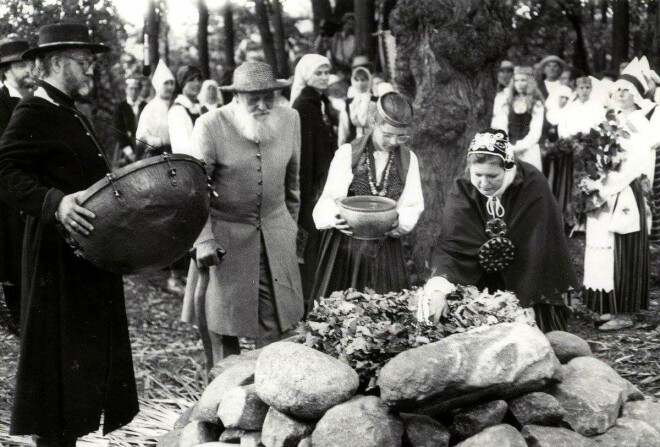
[220,61,290,93]
[538,55,566,71]
[22,23,109,59]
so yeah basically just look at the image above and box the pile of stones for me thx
[159,323,660,446]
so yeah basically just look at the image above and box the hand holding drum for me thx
[56,191,96,236]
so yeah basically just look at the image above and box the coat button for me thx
[256,153,261,158]
[258,179,262,185]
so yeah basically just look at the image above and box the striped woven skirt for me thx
[308,229,410,311]
[585,180,649,314]
[650,150,660,243]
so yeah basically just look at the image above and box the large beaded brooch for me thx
[478,218,515,273]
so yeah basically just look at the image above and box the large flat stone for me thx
[520,424,595,446]
[378,323,559,411]
[621,400,660,433]
[311,396,403,447]
[454,424,526,447]
[591,417,660,446]
[449,400,508,440]
[192,360,257,423]
[261,407,315,447]
[255,342,359,420]
[217,384,269,430]
[508,392,564,427]
[400,413,450,447]
[549,357,627,436]
[179,421,222,447]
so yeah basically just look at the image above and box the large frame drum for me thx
[67,154,210,274]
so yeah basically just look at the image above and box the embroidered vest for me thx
[348,131,409,200]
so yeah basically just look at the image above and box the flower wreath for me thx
[478,218,515,273]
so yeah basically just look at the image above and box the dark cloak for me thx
[431,162,578,308]
[0,81,138,438]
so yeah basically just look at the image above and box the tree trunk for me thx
[568,16,590,75]
[311,0,333,37]
[254,0,277,70]
[198,0,210,79]
[390,0,513,280]
[652,0,660,69]
[144,0,160,74]
[224,3,235,70]
[354,0,377,62]
[612,0,629,70]
[601,0,608,24]
[271,0,289,78]
[334,0,354,21]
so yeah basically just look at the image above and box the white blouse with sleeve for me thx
[313,143,424,235]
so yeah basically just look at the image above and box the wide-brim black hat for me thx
[21,23,110,60]
[0,39,31,67]
[220,61,291,93]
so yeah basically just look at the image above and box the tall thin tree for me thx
[271,0,289,78]
[223,2,235,70]
[145,0,160,73]
[354,0,377,62]
[254,0,277,70]
[612,0,630,70]
[198,0,210,78]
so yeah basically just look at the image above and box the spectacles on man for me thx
[60,55,102,72]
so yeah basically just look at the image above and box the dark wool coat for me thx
[292,86,337,301]
[0,81,138,438]
[432,162,578,307]
[291,86,337,233]
[112,99,146,167]
[0,84,24,285]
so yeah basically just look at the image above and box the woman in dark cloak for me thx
[426,128,577,332]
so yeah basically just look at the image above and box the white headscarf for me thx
[289,54,331,105]
[197,79,221,109]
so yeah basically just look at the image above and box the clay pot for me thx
[338,196,398,240]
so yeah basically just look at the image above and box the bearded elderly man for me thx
[0,24,138,445]
[182,61,303,364]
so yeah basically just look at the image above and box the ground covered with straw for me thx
[0,236,659,445]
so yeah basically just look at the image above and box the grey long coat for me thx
[182,103,303,337]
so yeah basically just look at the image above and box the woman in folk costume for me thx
[425,129,577,332]
[544,84,573,213]
[169,65,203,156]
[491,66,545,172]
[310,92,424,308]
[198,79,221,115]
[135,60,175,158]
[337,66,378,146]
[290,54,338,301]
[583,70,655,331]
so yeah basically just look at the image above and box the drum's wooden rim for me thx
[79,154,205,204]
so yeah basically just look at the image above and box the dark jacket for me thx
[113,99,146,149]
[291,86,337,232]
[0,84,25,285]
[0,81,138,438]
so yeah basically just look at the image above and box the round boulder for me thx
[255,342,359,420]
[312,396,403,447]
[545,331,592,364]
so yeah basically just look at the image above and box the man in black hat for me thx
[0,37,33,334]
[0,23,138,445]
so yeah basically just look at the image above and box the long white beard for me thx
[232,102,278,144]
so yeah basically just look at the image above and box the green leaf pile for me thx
[303,286,531,391]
